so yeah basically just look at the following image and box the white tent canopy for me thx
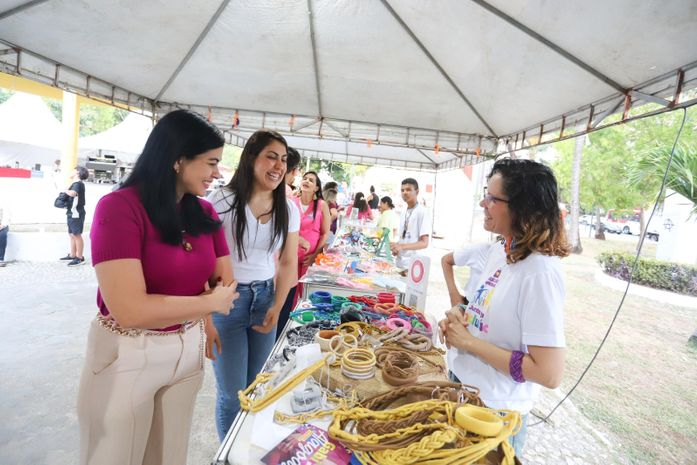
[78,112,153,163]
[1,0,696,170]
[0,91,62,149]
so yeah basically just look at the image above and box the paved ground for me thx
[1,246,629,464]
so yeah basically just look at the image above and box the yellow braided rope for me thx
[329,400,521,465]
[238,355,331,413]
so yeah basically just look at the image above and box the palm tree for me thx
[628,143,696,344]
[627,144,697,215]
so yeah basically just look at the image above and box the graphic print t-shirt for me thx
[447,241,566,414]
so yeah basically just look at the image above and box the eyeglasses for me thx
[481,193,509,205]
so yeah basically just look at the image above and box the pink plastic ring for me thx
[385,318,412,332]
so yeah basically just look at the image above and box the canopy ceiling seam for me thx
[0,0,50,21]
[417,148,437,166]
[470,0,625,93]
[379,0,499,138]
[154,0,231,102]
[306,0,323,116]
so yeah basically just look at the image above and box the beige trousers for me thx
[77,319,204,465]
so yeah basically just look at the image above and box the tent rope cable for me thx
[529,106,688,427]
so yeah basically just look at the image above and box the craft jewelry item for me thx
[377,292,396,303]
[286,325,319,347]
[384,317,412,332]
[290,382,323,413]
[379,351,418,386]
[329,333,358,355]
[314,329,340,352]
[341,348,377,380]
[310,291,332,304]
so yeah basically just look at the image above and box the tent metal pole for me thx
[306,0,323,116]
[380,0,498,138]
[154,0,231,101]
[470,0,625,93]
[0,0,49,20]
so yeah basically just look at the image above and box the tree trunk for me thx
[594,206,606,240]
[637,207,646,252]
[569,133,585,253]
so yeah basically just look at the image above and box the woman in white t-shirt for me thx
[206,130,300,440]
[439,158,570,457]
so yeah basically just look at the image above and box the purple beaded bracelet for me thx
[509,350,526,383]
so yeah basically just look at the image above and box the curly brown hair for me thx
[489,158,570,263]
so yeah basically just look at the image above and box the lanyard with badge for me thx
[402,206,415,239]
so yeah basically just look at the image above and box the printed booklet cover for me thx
[261,424,351,465]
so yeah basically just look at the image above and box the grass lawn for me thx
[456,236,697,464]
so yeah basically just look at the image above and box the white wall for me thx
[655,190,697,264]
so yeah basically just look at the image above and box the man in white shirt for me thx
[391,178,431,269]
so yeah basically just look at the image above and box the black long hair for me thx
[353,192,368,212]
[489,158,570,262]
[225,130,289,260]
[303,171,323,218]
[122,109,223,245]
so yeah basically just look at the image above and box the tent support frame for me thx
[380,0,498,137]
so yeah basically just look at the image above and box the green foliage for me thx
[222,144,242,168]
[551,106,697,213]
[597,252,697,296]
[627,143,697,215]
[41,98,129,136]
[0,88,14,105]
[305,159,368,185]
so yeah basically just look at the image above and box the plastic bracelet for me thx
[385,317,412,332]
[454,404,504,437]
[509,350,526,383]
[329,333,358,355]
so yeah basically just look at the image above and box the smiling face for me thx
[175,147,223,198]
[252,140,287,192]
[300,172,319,195]
[480,173,513,236]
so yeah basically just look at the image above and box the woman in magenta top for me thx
[77,110,238,465]
[345,191,374,221]
[276,170,330,338]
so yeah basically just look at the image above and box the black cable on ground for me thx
[529,107,689,427]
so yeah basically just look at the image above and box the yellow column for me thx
[60,91,80,186]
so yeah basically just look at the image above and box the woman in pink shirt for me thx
[276,171,330,338]
[345,191,374,221]
[78,110,238,465]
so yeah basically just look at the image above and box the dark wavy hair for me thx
[352,191,369,212]
[224,129,289,260]
[489,158,570,263]
[122,109,223,245]
[303,171,323,218]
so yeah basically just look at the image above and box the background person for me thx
[322,181,341,243]
[345,191,374,221]
[390,178,431,270]
[438,158,569,457]
[367,185,380,210]
[78,109,238,465]
[206,130,299,440]
[277,170,330,339]
[0,197,10,267]
[284,147,301,197]
[376,195,399,242]
[60,166,89,266]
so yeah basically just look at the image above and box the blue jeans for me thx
[211,278,276,441]
[0,226,7,261]
[449,371,528,458]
